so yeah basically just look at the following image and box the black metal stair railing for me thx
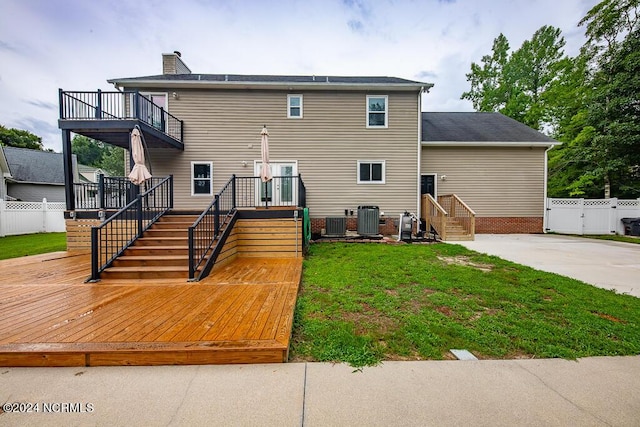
[89,175,173,281]
[188,176,236,280]
[188,174,307,281]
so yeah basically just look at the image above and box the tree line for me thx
[461,0,639,198]
[0,126,124,176]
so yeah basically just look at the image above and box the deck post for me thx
[134,90,140,119]
[214,195,220,238]
[96,89,102,119]
[169,175,174,208]
[98,174,105,209]
[160,107,166,133]
[61,129,75,211]
[231,174,237,209]
[137,194,143,238]
[90,227,99,281]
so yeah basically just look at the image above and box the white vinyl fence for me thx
[545,198,640,235]
[0,199,66,237]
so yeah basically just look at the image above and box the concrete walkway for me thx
[1,357,639,426]
[455,234,640,297]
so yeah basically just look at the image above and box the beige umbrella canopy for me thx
[128,127,152,185]
[260,126,272,183]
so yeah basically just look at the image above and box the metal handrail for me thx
[89,175,173,281]
[188,174,307,280]
[188,176,236,280]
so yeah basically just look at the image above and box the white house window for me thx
[357,160,385,184]
[366,95,388,128]
[191,161,213,196]
[288,94,303,118]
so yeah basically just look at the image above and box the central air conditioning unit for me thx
[357,205,379,236]
[325,217,347,237]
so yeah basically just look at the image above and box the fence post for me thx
[0,199,5,237]
[41,198,48,232]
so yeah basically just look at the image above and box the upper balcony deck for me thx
[58,89,184,150]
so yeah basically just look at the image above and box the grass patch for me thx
[0,233,67,260]
[581,235,640,245]
[290,242,640,367]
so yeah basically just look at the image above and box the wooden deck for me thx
[0,252,301,366]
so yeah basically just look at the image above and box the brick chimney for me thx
[162,51,191,75]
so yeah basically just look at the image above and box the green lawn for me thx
[291,242,640,367]
[0,233,67,260]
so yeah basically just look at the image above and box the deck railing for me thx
[421,193,448,240]
[188,176,236,280]
[59,89,183,142]
[188,174,307,280]
[74,176,165,210]
[234,175,305,208]
[437,194,476,240]
[90,176,173,281]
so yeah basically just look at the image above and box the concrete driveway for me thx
[455,234,640,297]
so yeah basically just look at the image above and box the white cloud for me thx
[0,0,600,151]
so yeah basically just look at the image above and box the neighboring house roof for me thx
[0,145,11,178]
[4,146,76,185]
[109,74,433,92]
[422,112,558,146]
[77,164,108,183]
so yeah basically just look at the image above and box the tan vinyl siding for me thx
[145,89,420,218]
[421,146,546,217]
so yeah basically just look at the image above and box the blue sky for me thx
[0,0,599,151]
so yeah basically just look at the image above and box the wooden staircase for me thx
[421,193,475,241]
[444,219,474,241]
[101,213,200,280]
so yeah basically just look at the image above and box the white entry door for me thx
[254,161,298,206]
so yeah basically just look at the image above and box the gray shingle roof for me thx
[4,146,70,184]
[109,73,428,86]
[422,112,557,143]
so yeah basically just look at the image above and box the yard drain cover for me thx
[450,349,478,360]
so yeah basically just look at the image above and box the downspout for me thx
[542,145,553,233]
[416,87,424,217]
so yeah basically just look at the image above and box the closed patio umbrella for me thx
[128,127,152,185]
[260,126,272,183]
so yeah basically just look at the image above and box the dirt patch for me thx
[341,307,399,334]
[435,306,453,317]
[592,312,625,323]
[437,256,494,272]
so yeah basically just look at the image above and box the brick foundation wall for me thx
[311,217,399,236]
[475,217,543,234]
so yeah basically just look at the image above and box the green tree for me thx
[461,33,510,112]
[100,145,126,176]
[572,0,640,197]
[71,135,125,176]
[461,26,570,130]
[72,135,103,167]
[0,125,43,150]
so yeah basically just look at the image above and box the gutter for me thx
[422,141,560,148]
[109,79,435,93]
